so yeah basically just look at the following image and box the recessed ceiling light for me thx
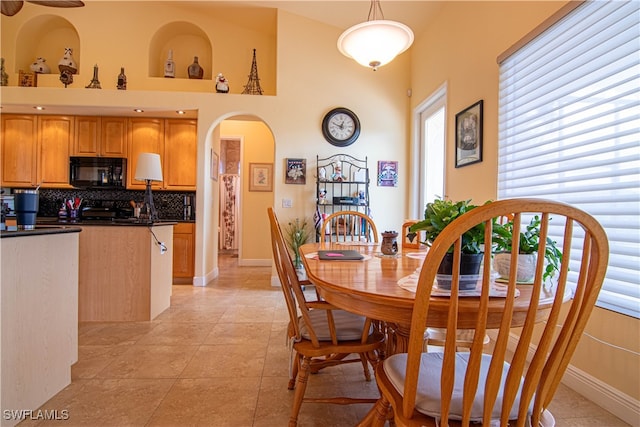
[134,108,144,113]
[34,106,45,111]
[176,110,186,115]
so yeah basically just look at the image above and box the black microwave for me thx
[69,157,126,189]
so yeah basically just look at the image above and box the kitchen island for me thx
[1,226,81,427]
[74,222,175,321]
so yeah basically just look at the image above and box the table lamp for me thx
[135,153,163,222]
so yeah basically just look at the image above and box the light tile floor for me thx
[19,253,630,426]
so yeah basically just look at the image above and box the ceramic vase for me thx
[188,56,204,79]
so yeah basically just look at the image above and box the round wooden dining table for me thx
[299,242,558,353]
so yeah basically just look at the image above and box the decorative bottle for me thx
[164,49,175,78]
[117,67,127,90]
[188,56,204,79]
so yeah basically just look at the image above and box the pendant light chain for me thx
[367,0,385,21]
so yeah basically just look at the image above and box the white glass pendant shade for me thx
[135,153,163,181]
[338,20,414,70]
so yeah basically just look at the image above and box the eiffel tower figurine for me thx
[242,49,263,95]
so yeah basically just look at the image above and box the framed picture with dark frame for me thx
[285,158,306,184]
[455,100,483,168]
[249,163,273,192]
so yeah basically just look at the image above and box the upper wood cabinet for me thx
[1,115,38,187]
[38,116,74,188]
[164,119,197,191]
[127,118,165,190]
[74,116,127,157]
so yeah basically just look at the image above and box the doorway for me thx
[219,138,241,256]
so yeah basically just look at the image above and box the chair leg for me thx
[288,353,300,390]
[370,396,392,427]
[358,353,372,381]
[289,356,311,427]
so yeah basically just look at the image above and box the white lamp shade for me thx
[338,20,414,70]
[135,152,163,181]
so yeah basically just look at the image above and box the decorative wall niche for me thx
[15,14,80,75]
[149,21,212,80]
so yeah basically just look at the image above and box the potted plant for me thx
[492,215,562,283]
[408,198,489,290]
[283,217,313,280]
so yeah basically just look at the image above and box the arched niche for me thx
[15,15,80,74]
[149,22,212,80]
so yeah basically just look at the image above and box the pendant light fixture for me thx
[337,0,414,71]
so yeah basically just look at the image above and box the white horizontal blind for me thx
[498,1,640,318]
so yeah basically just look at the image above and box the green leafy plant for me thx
[407,198,489,254]
[492,215,563,282]
[284,217,313,269]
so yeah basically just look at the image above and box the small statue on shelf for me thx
[318,188,327,204]
[164,49,175,78]
[215,73,229,93]
[30,57,51,74]
[85,64,101,89]
[1,58,8,86]
[318,167,327,181]
[58,47,77,87]
[331,163,346,182]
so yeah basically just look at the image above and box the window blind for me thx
[498,0,640,318]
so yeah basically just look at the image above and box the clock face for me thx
[322,108,360,147]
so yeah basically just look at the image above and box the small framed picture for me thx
[249,163,273,192]
[377,160,398,187]
[18,70,37,87]
[455,100,483,168]
[285,158,306,184]
[210,150,219,181]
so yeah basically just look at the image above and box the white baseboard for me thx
[192,267,218,287]
[489,331,640,426]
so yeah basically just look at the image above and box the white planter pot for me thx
[493,253,537,282]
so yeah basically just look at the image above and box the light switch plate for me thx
[282,199,292,208]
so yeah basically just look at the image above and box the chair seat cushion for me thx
[300,309,368,341]
[383,352,530,422]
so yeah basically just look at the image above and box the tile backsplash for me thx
[36,188,196,220]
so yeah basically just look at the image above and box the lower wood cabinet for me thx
[173,222,195,283]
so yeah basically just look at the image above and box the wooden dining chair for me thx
[401,220,426,250]
[370,199,609,427]
[267,208,386,426]
[322,210,379,243]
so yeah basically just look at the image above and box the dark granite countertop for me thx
[36,218,181,227]
[1,225,82,239]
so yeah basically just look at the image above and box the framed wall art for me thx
[18,70,37,87]
[455,100,483,168]
[285,158,306,184]
[249,162,273,192]
[210,149,219,181]
[377,160,398,187]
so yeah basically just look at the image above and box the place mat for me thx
[305,252,372,261]
[375,252,402,259]
[405,252,427,260]
[397,271,519,298]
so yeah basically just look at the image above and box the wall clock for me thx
[321,107,361,147]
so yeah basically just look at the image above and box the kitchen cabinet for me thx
[173,222,195,282]
[126,118,165,190]
[0,114,72,188]
[74,116,127,157]
[1,115,37,187]
[38,115,74,188]
[164,119,197,191]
